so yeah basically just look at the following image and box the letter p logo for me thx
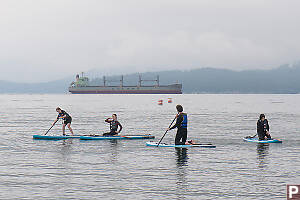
[287,185,300,200]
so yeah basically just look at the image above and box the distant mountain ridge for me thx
[0,77,73,93]
[1,64,300,94]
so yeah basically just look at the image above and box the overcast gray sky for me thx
[0,0,299,82]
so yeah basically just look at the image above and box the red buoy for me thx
[158,99,163,105]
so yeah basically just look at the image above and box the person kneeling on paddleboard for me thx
[167,105,194,145]
[257,114,271,140]
[104,114,123,136]
[52,107,74,136]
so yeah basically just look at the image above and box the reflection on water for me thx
[256,143,269,169]
[109,140,119,163]
[175,148,189,200]
[109,139,118,147]
[61,139,73,146]
[56,140,74,168]
[176,148,189,167]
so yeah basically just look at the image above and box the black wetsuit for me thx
[104,118,123,136]
[257,119,270,140]
[170,113,188,145]
[57,110,72,125]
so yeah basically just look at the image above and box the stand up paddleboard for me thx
[243,137,282,143]
[33,135,81,140]
[33,134,154,140]
[80,135,155,140]
[146,141,216,148]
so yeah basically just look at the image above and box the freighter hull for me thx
[69,84,182,94]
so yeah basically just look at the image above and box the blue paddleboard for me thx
[33,135,81,140]
[80,135,155,140]
[146,141,216,148]
[243,137,282,143]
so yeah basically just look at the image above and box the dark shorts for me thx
[63,117,72,125]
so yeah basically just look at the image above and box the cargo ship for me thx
[68,73,182,94]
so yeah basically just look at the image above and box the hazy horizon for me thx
[1,0,300,83]
[1,62,298,84]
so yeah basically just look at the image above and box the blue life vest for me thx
[181,113,187,128]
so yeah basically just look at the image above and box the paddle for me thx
[245,134,257,139]
[84,133,131,138]
[44,121,57,135]
[118,135,132,139]
[157,115,177,147]
[103,134,131,139]
[193,143,213,145]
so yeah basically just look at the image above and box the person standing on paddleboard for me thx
[104,114,123,136]
[52,107,74,136]
[167,105,194,145]
[257,114,271,140]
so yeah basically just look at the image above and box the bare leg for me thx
[67,123,74,135]
[62,124,66,135]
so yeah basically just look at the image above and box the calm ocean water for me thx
[0,94,299,199]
